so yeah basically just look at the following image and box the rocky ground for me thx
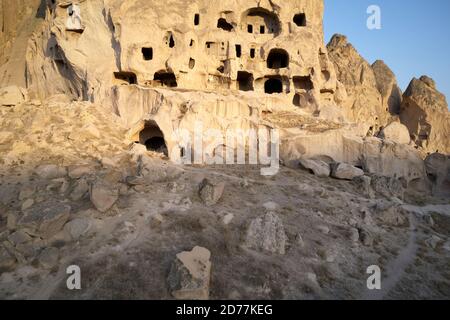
[0,98,449,300]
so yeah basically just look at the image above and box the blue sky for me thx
[324,0,450,103]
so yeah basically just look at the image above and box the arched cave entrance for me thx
[242,8,281,35]
[138,121,168,156]
[267,49,289,69]
[264,78,283,94]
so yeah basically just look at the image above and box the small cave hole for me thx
[114,72,137,85]
[194,14,200,26]
[265,78,283,94]
[236,44,242,58]
[293,76,313,90]
[293,13,306,27]
[267,49,289,69]
[237,71,254,91]
[142,47,153,61]
[189,58,195,69]
[154,71,178,87]
[139,122,168,156]
[217,18,233,31]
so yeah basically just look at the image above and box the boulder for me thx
[331,163,364,180]
[167,246,211,300]
[67,164,96,179]
[64,218,92,240]
[379,122,411,145]
[38,247,59,269]
[90,181,119,213]
[18,201,71,239]
[70,178,90,201]
[7,230,31,246]
[18,185,36,201]
[0,245,16,272]
[34,165,67,180]
[244,211,287,255]
[198,179,225,206]
[299,159,330,178]
[0,86,26,106]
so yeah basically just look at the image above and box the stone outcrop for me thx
[198,179,226,206]
[400,76,450,154]
[372,60,402,115]
[0,86,27,106]
[326,34,390,132]
[424,153,450,196]
[299,158,330,178]
[331,163,364,180]
[378,122,411,145]
[244,211,287,255]
[167,246,211,300]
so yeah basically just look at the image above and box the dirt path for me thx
[362,213,419,300]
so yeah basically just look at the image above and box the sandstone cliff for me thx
[400,76,450,154]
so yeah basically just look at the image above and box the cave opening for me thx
[139,122,168,156]
[142,47,153,60]
[113,72,137,85]
[217,18,233,31]
[237,71,254,91]
[154,71,178,87]
[264,78,283,94]
[267,49,289,69]
[293,13,307,27]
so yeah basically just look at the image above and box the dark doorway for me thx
[145,137,166,152]
[267,49,289,69]
[293,76,313,90]
[293,13,306,27]
[236,44,242,58]
[265,78,282,94]
[142,47,153,60]
[114,72,137,85]
[237,71,254,91]
[154,71,177,87]
[217,18,233,31]
[139,122,168,156]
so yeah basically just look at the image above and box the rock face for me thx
[0,86,27,106]
[167,246,211,300]
[0,0,42,87]
[424,153,450,196]
[18,201,71,239]
[326,35,391,132]
[378,122,410,145]
[89,181,119,213]
[372,60,402,115]
[198,179,226,206]
[244,211,287,255]
[400,76,450,154]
